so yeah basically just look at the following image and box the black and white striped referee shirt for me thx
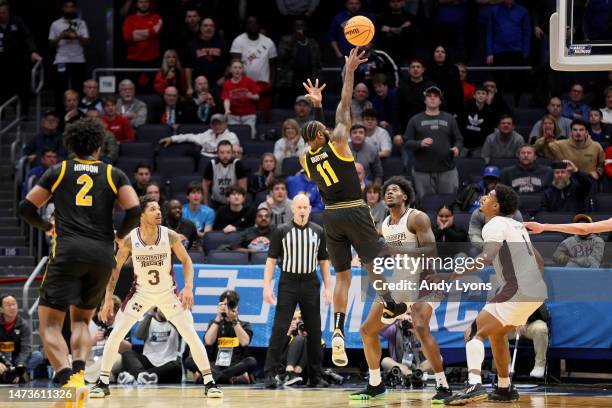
[268,221,328,275]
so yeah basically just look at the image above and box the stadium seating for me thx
[519,193,544,214]
[116,157,152,176]
[119,142,154,158]
[203,231,242,254]
[135,124,171,143]
[241,157,261,175]
[207,250,248,265]
[188,251,205,264]
[156,157,196,176]
[169,175,202,197]
[228,125,252,143]
[455,157,486,186]
[420,194,456,212]
[177,124,208,134]
[270,109,294,123]
[594,194,612,212]
[489,158,517,169]
[281,157,302,177]
[242,140,275,158]
[158,143,198,157]
[197,156,211,172]
[250,251,268,264]
[381,157,405,180]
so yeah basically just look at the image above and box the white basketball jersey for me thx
[130,226,175,293]
[481,216,548,300]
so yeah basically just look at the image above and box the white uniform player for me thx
[90,198,222,398]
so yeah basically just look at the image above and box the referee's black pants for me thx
[264,273,322,381]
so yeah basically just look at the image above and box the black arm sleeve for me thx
[313,107,324,124]
[116,206,141,239]
[17,199,52,232]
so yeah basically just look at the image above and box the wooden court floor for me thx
[2,384,608,408]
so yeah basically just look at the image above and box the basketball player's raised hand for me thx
[345,47,368,72]
[302,78,326,107]
[180,286,194,310]
[523,222,544,234]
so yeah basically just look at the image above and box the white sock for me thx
[434,372,448,388]
[498,377,510,388]
[99,371,110,385]
[203,373,214,385]
[369,368,381,387]
[466,338,484,385]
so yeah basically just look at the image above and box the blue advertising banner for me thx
[170,264,612,350]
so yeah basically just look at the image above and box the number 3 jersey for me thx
[304,142,362,205]
[130,226,175,293]
[37,159,131,267]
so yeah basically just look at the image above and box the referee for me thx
[262,194,332,389]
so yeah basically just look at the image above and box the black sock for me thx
[72,360,86,373]
[381,293,395,305]
[334,312,345,334]
[57,367,73,386]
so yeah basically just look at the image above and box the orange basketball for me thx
[343,15,375,47]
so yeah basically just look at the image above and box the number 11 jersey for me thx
[304,142,362,205]
[130,226,175,293]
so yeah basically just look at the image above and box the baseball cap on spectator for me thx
[295,95,312,106]
[43,109,59,118]
[483,166,500,179]
[424,86,443,97]
[551,161,567,170]
[210,113,227,123]
[573,214,592,223]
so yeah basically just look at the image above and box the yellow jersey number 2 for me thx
[75,174,93,206]
[316,160,339,187]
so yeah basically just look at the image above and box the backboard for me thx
[550,0,612,71]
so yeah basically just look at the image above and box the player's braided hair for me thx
[492,184,519,215]
[382,176,414,206]
[301,120,327,144]
[63,118,105,158]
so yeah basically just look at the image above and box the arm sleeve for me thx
[220,82,229,101]
[48,21,59,40]
[267,226,284,259]
[78,20,89,39]
[122,17,134,42]
[171,132,201,144]
[317,228,329,260]
[229,37,242,55]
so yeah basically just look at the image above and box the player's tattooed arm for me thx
[107,236,132,296]
[168,229,181,246]
[333,48,367,136]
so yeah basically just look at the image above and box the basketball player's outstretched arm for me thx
[169,230,195,310]
[524,219,612,235]
[332,48,367,145]
[100,236,132,323]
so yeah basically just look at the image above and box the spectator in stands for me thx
[486,0,530,107]
[151,86,196,130]
[405,86,463,200]
[376,0,415,65]
[468,204,523,250]
[0,0,41,116]
[483,78,511,116]
[504,305,550,379]
[191,75,218,124]
[458,85,497,157]
[427,45,464,115]
[286,170,324,213]
[605,145,612,178]
[0,295,41,384]
[122,0,163,89]
[530,114,563,145]
[22,148,58,198]
[292,96,313,128]
[349,124,383,185]
[213,184,255,232]
[434,1,468,61]
[274,119,305,164]
[351,83,374,123]
[481,114,525,164]
[362,109,392,158]
[364,182,387,227]
[588,108,612,145]
[541,160,592,212]
[277,19,321,107]
[258,179,293,226]
[433,205,468,244]
[454,166,500,213]
[176,7,200,63]
[275,0,320,17]
[236,207,274,254]
[230,16,277,119]
[60,89,84,131]
[602,86,612,124]
[163,199,198,250]
[119,308,182,385]
[185,18,228,92]
[329,0,367,59]
[160,113,239,159]
[203,140,248,209]
[132,162,151,196]
[500,144,552,193]
[535,119,604,180]
[457,63,475,101]
[203,290,256,384]
[393,58,436,141]
[353,43,400,91]
[23,111,64,161]
[49,0,89,111]
[371,74,397,132]
[102,96,135,144]
[83,108,119,163]
[154,49,189,97]
[251,153,278,194]
[183,181,214,239]
[145,181,166,208]
[117,79,148,128]
[355,162,368,191]
[562,83,590,122]
[222,60,259,139]
[529,96,573,139]
[79,79,102,113]
[553,214,604,268]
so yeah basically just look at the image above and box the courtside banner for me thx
[172,265,612,349]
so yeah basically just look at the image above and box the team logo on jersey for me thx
[132,302,143,312]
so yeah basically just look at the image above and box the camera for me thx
[400,320,413,335]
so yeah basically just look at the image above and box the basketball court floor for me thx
[2,383,611,407]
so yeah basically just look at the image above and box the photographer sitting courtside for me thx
[201,290,256,384]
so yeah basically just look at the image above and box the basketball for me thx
[343,15,375,47]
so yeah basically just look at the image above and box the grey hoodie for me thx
[552,234,605,268]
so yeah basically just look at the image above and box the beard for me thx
[552,178,571,189]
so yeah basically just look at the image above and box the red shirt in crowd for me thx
[221,76,259,116]
[605,146,612,178]
[462,80,475,101]
[122,12,162,62]
[154,69,188,96]
[103,115,135,143]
